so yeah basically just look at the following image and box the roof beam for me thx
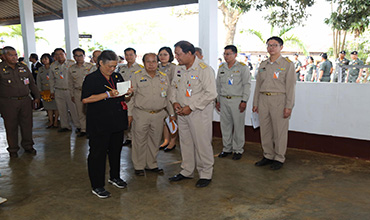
[84,0,106,13]
[33,0,63,19]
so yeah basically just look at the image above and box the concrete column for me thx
[62,0,79,59]
[198,0,218,72]
[18,0,36,66]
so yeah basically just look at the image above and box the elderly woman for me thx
[82,50,133,199]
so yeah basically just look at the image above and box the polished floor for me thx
[0,111,370,220]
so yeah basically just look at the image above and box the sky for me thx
[0,1,335,59]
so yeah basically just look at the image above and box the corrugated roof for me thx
[0,0,197,26]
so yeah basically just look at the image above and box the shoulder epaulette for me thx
[219,63,224,68]
[159,71,166,76]
[68,59,75,62]
[138,64,144,68]
[199,62,207,69]
[285,57,292,63]
[239,62,246,66]
[134,69,142,74]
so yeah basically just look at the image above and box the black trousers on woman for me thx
[88,130,124,189]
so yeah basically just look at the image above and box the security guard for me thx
[216,45,251,160]
[49,48,81,132]
[252,37,296,170]
[346,51,364,83]
[169,41,217,188]
[68,48,97,137]
[304,56,315,82]
[332,51,349,83]
[128,53,174,176]
[0,46,40,158]
[317,53,332,82]
[116,47,144,146]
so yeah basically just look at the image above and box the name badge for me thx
[161,90,167,97]
[23,77,30,85]
[186,88,192,97]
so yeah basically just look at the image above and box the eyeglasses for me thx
[223,53,235,56]
[266,44,280,48]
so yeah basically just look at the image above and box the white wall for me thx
[213,81,370,141]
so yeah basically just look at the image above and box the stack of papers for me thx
[117,81,131,96]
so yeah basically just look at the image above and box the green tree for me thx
[0,24,48,44]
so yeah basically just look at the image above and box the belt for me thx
[143,109,163,114]
[55,88,68,90]
[222,95,242,99]
[260,92,284,96]
[8,95,29,100]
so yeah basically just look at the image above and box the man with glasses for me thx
[68,48,97,137]
[252,36,296,170]
[216,45,251,160]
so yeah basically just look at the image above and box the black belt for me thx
[8,95,29,100]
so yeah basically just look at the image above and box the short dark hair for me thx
[3,46,16,54]
[158,46,174,63]
[195,47,203,55]
[266,36,284,46]
[72,48,85,56]
[124,47,136,55]
[97,50,118,65]
[224,45,237,54]
[30,53,38,60]
[40,53,54,65]
[320,53,328,59]
[54,48,65,53]
[308,56,314,62]
[174,41,195,55]
[142,53,157,63]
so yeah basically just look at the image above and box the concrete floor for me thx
[0,111,370,220]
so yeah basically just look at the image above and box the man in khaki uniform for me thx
[128,53,174,176]
[49,48,80,132]
[0,46,40,158]
[91,50,101,64]
[216,45,251,160]
[169,41,217,188]
[68,48,97,137]
[252,36,296,170]
[116,47,144,146]
[346,51,364,83]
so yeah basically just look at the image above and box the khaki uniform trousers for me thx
[131,109,166,170]
[0,97,34,153]
[178,103,214,179]
[258,94,289,163]
[73,90,86,132]
[220,96,246,154]
[55,89,80,129]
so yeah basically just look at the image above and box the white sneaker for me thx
[0,197,7,204]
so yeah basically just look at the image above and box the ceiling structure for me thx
[0,0,198,26]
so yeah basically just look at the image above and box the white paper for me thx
[251,112,260,129]
[117,81,131,96]
[165,116,178,134]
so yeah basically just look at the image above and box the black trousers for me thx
[88,130,124,189]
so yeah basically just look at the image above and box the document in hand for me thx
[251,112,260,129]
[117,81,131,96]
[165,116,178,134]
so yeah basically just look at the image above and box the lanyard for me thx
[102,72,116,90]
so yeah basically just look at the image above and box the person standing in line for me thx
[49,48,81,132]
[157,46,178,152]
[116,47,144,146]
[168,41,217,188]
[91,50,102,64]
[82,50,133,199]
[128,53,175,176]
[29,53,43,83]
[346,51,364,83]
[37,53,59,128]
[332,51,349,83]
[304,56,315,82]
[68,48,97,137]
[317,53,332,82]
[216,45,251,160]
[195,47,204,60]
[293,53,302,81]
[252,36,296,170]
[0,46,40,158]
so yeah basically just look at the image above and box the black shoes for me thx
[25,148,37,155]
[196,179,211,188]
[145,167,164,174]
[122,140,132,146]
[169,174,191,182]
[75,128,81,134]
[159,144,168,150]
[255,157,274,166]
[58,128,71,132]
[108,178,127,189]
[232,153,242,160]
[270,161,284,170]
[164,145,176,152]
[9,152,18,158]
[92,188,111,199]
[135,170,145,176]
[77,132,87,137]
[218,151,232,158]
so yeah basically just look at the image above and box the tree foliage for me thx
[0,24,48,44]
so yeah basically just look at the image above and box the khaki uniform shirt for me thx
[116,62,144,81]
[0,62,40,99]
[68,62,97,97]
[348,59,364,76]
[128,69,174,117]
[170,57,217,111]
[319,60,332,78]
[216,61,251,102]
[49,60,75,93]
[158,63,176,83]
[334,57,350,75]
[36,66,52,91]
[253,55,296,109]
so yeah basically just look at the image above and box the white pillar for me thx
[62,0,79,59]
[18,0,36,66]
[199,0,218,72]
